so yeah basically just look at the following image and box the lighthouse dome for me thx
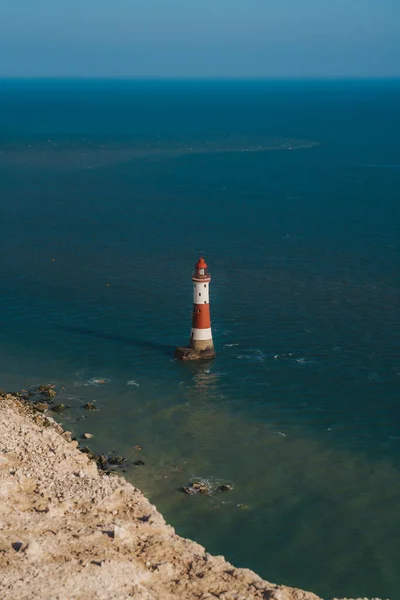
[192,256,211,281]
[195,257,208,270]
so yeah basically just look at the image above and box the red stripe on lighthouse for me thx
[192,303,211,329]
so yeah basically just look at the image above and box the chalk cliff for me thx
[0,393,378,600]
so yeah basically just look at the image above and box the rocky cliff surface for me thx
[0,393,380,600]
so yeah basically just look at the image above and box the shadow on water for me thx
[60,325,174,357]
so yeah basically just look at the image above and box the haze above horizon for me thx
[1,0,399,78]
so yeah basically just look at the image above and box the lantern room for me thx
[192,257,211,282]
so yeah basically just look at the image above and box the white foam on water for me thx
[85,377,110,386]
[273,353,293,360]
[236,349,266,362]
[127,380,140,387]
[73,374,111,387]
[296,357,313,365]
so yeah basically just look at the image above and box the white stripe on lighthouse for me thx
[191,327,213,341]
[193,282,210,303]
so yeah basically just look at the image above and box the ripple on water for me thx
[236,349,266,362]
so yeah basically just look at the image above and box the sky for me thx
[0,0,399,78]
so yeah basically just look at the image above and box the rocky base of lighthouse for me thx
[175,346,216,361]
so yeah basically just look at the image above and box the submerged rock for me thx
[15,390,30,401]
[182,480,233,496]
[36,384,55,391]
[36,384,57,398]
[132,444,143,451]
[96,455,108,470]
[51,404,67,413]
[83,402,98,411]
[80,446,96,460]
[133,460,145,467]
[82,432,93,439]
[34,403,49,413]
[107,455,125,466]
[183,481,212,496]
[217,484,233,493]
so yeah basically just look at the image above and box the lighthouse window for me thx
[199,292,201,297]
[204,284,206,288]
[204,301,207,304]
[198,309,201,313]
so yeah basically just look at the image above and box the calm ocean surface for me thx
[1,79,400,598]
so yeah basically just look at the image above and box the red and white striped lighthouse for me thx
[175,256,216,360]
[190,257,214,352]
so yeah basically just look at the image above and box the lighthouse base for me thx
[174,346,216,361]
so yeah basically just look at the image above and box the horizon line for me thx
[1,75,400,82]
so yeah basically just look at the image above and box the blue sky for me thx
[1,0,399,77]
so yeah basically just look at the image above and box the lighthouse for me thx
[175,257,216,361]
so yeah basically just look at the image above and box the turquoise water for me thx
[1,79,400,598]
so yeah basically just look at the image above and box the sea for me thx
[1,78,400,599]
